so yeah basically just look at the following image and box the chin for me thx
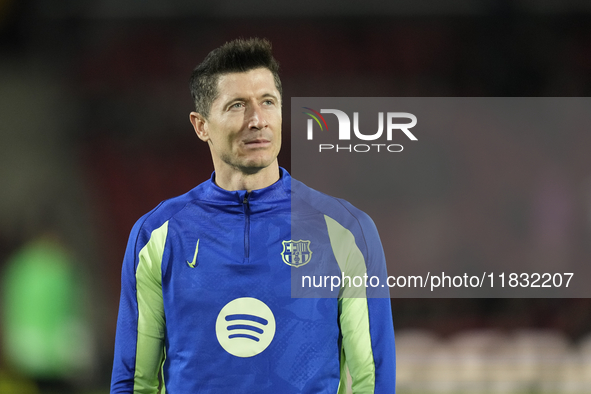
[238,158,276,173]
[243,152,278,167]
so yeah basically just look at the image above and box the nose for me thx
[247,104,267,130]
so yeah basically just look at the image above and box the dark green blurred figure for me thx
[1,234,91,393]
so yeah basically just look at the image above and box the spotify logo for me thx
[215,297,276,358]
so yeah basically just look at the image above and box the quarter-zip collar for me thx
[197,167,291,263]
[201,167,291,208]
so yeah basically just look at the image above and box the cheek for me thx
[209,123,239,145]
[270,113,282,130]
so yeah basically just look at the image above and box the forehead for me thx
[214,68,279,101]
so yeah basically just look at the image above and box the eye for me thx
[263,99,275,106]
[231,102,244,109]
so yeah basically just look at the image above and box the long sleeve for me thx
[339,297,396,393]
[325,213,396,393]
[111,220,169,394]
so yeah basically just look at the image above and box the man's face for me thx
[191,68,282,174]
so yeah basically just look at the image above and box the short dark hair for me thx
[189,37,282,118]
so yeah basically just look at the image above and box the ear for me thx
[189,112,209,142]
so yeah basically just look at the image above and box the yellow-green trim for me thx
[134,221,168,393]
[324,215,366,298]
[338,298,375,393]
[324,215,375,393]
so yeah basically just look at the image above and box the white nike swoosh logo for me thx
[187,239,199,268]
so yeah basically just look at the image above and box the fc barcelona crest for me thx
[281,240,312,268]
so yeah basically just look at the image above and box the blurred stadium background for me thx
[1,0,591,393]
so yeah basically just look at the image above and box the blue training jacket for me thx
[111,168,396,393]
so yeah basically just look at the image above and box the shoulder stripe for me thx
[324,215,366,298]
[134,220,168,393]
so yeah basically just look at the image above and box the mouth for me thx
[243,138,271,148]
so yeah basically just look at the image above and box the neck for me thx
[213,161,280,192]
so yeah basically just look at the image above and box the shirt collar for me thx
[203,167,291,204]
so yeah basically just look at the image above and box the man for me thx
[111,38,395,393]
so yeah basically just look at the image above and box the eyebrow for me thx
[261,93,279,101]
[221,93,280,109]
